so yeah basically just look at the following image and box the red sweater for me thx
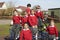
[26,8,31,15]
[46,25,58,37]
[13,15,21,24]
[28,15,38,26]
[21,15,28,26]
[35,11,44,19]
[20,29,32,40]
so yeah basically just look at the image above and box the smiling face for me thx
[24,23,29,29]
[31,9,35,15]
[50,20,54,26]
[14,11,18,16]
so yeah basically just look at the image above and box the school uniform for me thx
[35,11,44,27]
[26,7,31,15]
[20,29,32,40]
[28,15,38,26]
[10,15,21,40]
[46,25,58,40]
[21,15,28,26]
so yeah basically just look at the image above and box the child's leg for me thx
[32,25,38,35]
[14,24,21,40]
[32,25,38,40]
[49,35,55,40]
[10,25,16,40]
[38,17,43,27]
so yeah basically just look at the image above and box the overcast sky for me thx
[0,0,60,10]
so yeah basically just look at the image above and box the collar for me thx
[23,29,29,31]
[30,15,35,16]
[50,25,54,27]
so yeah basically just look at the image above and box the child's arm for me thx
[20,30,23,40]
[40,11,44,20]
[54,26,58,39]
[28,16,33,26]
[10,20,13,26]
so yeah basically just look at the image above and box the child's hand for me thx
[43,19,45,22]
[56,37,59,40]
[10,20,13,25]
[44,26,46,29]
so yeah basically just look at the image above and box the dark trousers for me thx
[10,24,22,40]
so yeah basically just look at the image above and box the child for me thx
[26,4,31,15]
[28,9,38,40]
[35,5,44,28]
[20,23,32,40]
[21,11,28,26]
[10,9,22,40]
[28,9,38,27]
[46,20,58,40]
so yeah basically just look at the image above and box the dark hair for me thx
[27,4,31,7]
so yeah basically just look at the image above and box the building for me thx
[48,8,60,19]
[0,2,7,9]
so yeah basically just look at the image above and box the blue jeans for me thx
[10,24,21,40]
[38,17,43,27]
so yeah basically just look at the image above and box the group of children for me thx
[10,4,59,40]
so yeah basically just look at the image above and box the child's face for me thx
[25,12,27,15]
[31,10,35,15]
[24,23,29,29]
[22,12,27,17]
[14,11,18,16]
[36,8,41,11]
[50,20,54,26]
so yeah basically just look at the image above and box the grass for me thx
[0,24,10,36]
[0,23,60,36]
[55,23,60,31]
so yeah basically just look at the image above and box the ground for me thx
[0,20,60,40]
[0,24,10,40]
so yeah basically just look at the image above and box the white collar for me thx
[23,29,29,31]
[50,25,54,27]
[25,15,28,17]
[30,15,35,16]
[38,11,40,12]
[16,15,18,16]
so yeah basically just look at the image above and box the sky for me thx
[0,0,60,10]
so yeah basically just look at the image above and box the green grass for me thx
[55,23,60,31]
[0,24,10,36]
[0,23,60,36]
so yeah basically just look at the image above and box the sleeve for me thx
[28,16,32,26]
[20,30,23,40]
[35,12,38,17]
[40,11,44,19]
[35,16,38,25]
[26,8,31,15]
[30,30,33,40]
[54,26,58,37]
[18,16,22,23]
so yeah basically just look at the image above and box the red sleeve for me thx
[35,12,38,17]
[54,26,58,37]
[40,11,44,19]
[20,30,23,40]
[35,16,38,25]
[18,16,21,20]
[28,16,33,26]
[26,8,31,15]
